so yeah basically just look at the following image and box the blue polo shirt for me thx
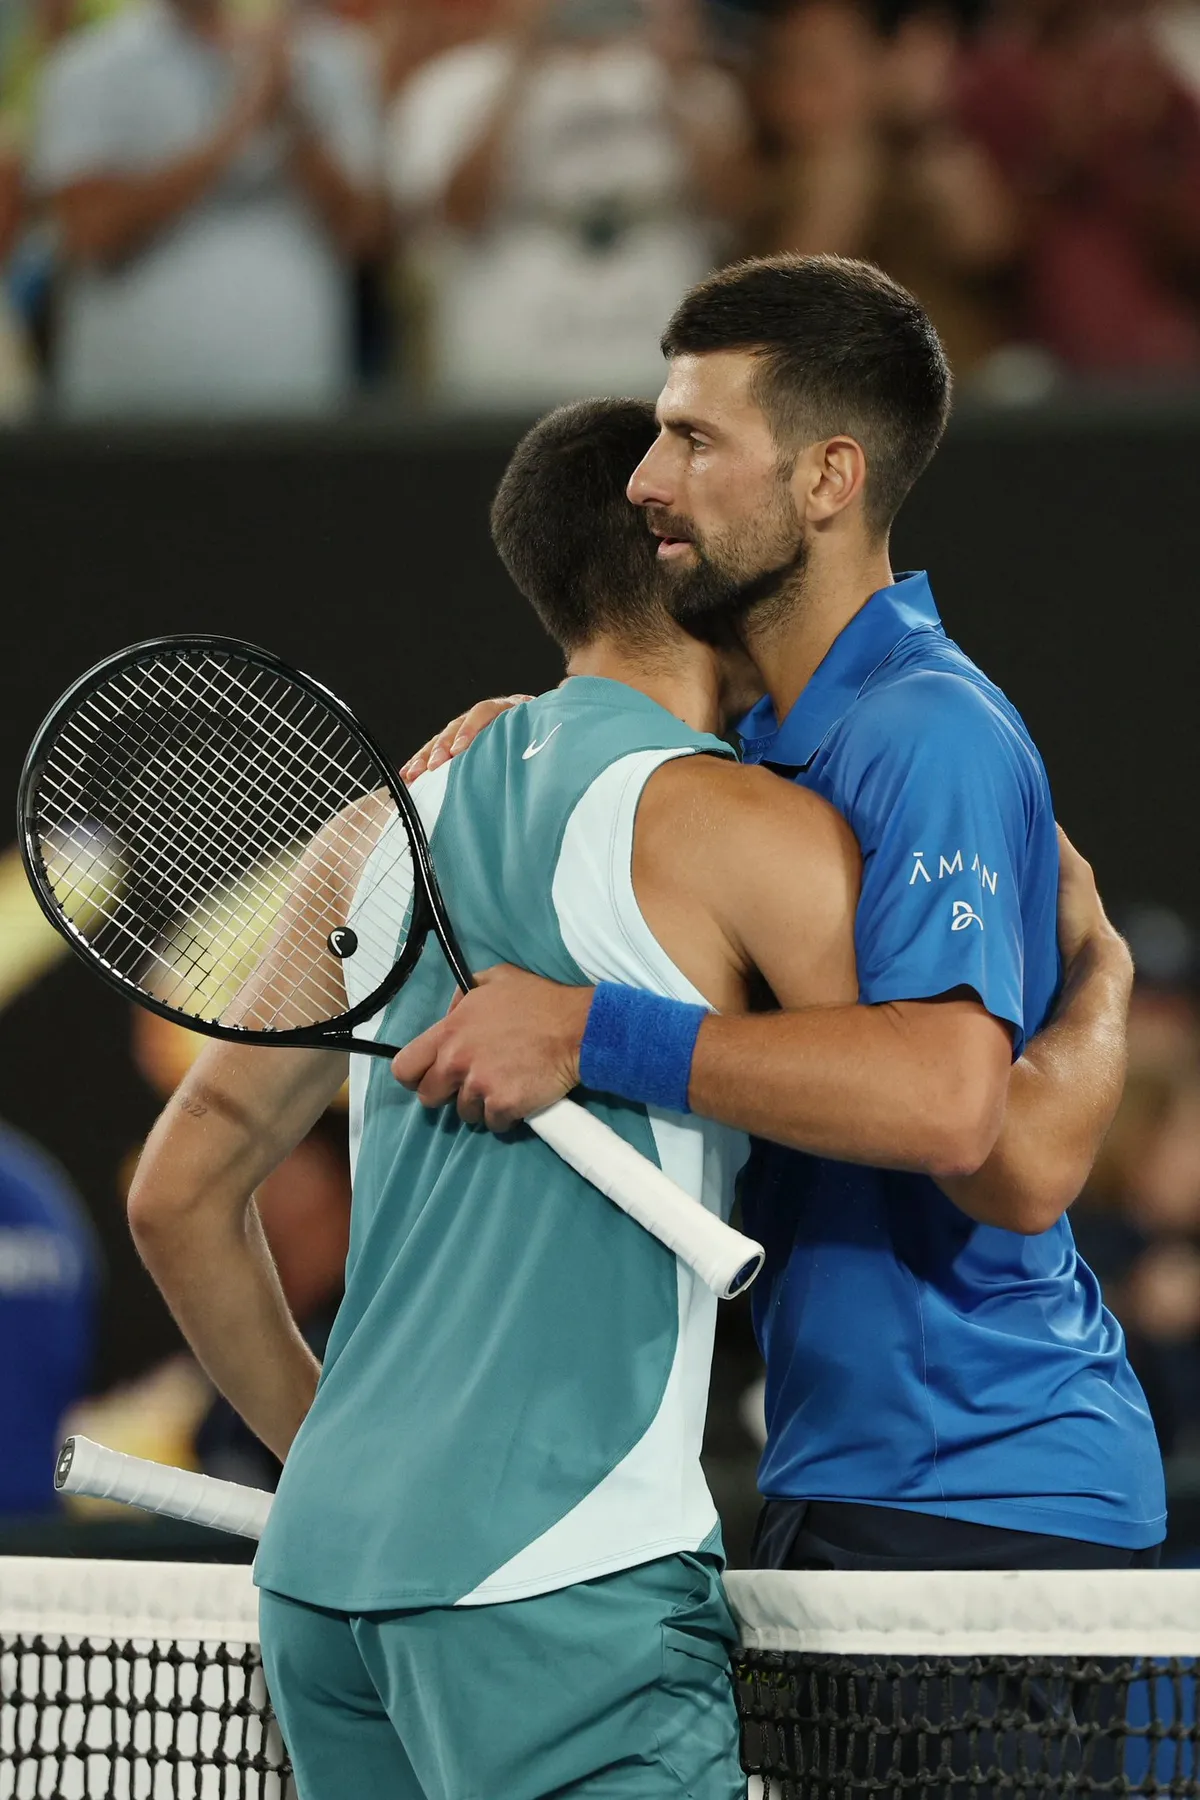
[738,572,1164,1549]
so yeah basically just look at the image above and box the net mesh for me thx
[3,1562,1199,1799]
[26,646,413,1034]
[731,1570,1200,1799]
[737,1651,1198,1796]
[0,1563,288,1798]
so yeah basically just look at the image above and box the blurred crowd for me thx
[3,0,1200,419]
[1071,907,1200,1470]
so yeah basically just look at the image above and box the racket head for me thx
[18,635,470,1049]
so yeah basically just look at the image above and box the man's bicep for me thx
[733,785,861,1009]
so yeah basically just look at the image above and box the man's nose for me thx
[627,441,671,507]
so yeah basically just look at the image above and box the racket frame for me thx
[17,633,473,1057]
[20,635,766,1299]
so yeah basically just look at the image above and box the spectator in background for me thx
[1151,0,1200,98]
[349,0,499,381]
[0,1120,99,1516]
[0,0,112,413]
[29,0,385,418]
[385,0,751,407]
[1072,908,1200,1460]
[750,0,1019,380]
[959,0,1200,374]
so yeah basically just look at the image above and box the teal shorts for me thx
[258,1551,745,1800]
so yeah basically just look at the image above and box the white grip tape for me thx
[527,1098,764,1300]
[56,1436,274,1540]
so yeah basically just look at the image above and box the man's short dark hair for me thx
[662,255,952,537]
[491,398,664,654]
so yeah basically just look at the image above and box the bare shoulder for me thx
[637,752,858,874]
[634,750,860,1006]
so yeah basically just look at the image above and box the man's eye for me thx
[689,435,709,452]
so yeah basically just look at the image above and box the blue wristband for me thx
[578,983,707,1115]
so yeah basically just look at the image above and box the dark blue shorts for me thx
[752,1498,1163,1571]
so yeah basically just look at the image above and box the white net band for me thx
[725,1567,1200,1657]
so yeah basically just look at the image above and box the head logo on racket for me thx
[328,927,359,959]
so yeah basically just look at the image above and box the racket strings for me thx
[40,719,309,991]
[80,661,360,890]
[45,683,378,1022]
[31,649,417,1032]
[48,679,303,915]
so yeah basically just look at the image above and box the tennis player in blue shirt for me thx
[395,255,1164,1570]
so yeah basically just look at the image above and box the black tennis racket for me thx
[18,636,762,1298]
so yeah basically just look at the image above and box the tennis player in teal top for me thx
[127,398,867,1800]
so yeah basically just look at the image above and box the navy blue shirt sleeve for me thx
[834,671,1046,1051]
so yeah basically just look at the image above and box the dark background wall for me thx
[2,396,1197,1391]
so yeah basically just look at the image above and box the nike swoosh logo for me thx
[522,722,563,760]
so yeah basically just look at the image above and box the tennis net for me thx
[2,1559,1199,1797]
[730,1567,1200,1797]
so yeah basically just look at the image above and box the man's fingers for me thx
[394,1016,478,1111]
[1056,824,1091,878]
[400,714,467,785]
[391,1019,448,1089]
[455,1079,486,1128]
[472,963,522,988]
[417,1065,465,1110]
[401,697,533,783]
[483,1096,520,1134]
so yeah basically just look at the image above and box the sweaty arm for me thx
[641,683,1115,1220]
[126,802,384,1460]
[395,679,1096,1227]
[661,766,1013,1182]
[633,756,1021,1180]
[394,756,1011,1180]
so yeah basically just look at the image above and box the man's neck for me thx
[564,637,727,737]
[748,541,895,726]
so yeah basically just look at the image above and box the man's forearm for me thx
[126,1043,344,1462]
[942,931,1132,1232]
[689,997,1010,1180]
[132,1192,320,1464]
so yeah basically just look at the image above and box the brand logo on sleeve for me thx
[909,850,999,894]
[951,900,984,931]
[522,723,563,760]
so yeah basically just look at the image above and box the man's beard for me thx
[647,495,809,646]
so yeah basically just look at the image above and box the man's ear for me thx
[792,436,868,524]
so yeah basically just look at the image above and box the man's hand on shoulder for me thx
[391,966,591,1129]
[401,696,533,784]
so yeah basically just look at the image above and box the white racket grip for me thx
[55,1436,273,1540]
[527,1097,764,1300]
